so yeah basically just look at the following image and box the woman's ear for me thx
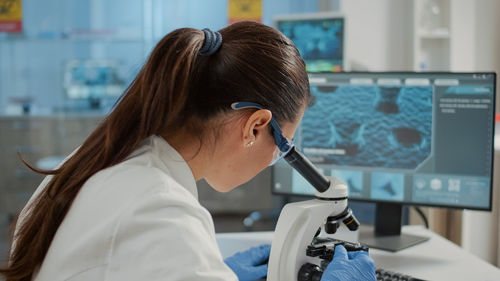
[241,109,272,147]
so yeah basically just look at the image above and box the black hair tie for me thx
[199,28,222,56]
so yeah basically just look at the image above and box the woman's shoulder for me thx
[82,160,190,205]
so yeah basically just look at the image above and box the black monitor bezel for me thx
[271,71,497,212]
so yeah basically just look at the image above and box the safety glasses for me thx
[231,102,295,166]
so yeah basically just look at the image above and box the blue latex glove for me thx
[224,244,270,281]
[321,245,376,281]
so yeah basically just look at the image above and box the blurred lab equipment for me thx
[63,60,125,109]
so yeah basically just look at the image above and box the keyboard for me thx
[376,268,426,281]
[259,268,425,281]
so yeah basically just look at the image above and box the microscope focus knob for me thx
[298,263,323,281]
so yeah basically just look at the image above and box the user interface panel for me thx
[273,72,496,210]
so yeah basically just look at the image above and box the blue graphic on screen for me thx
[301,85,433,169]
[371,172,405,201]
[330,169,363,197]
[277,18,343,72]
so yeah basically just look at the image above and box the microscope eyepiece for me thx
[283,146,330,193]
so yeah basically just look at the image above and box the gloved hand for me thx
[224,244,270,281]
[321,245,376,281]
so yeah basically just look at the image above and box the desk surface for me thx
[371,225,500,281]
[216,225,500,281]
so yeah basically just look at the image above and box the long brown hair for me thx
[0,21,310,280]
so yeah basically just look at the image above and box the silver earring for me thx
[245,141,255,148]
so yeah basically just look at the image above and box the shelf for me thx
[418,29,450,39]
[0,37,145,44]
[413,0,451,71]
[0,31,145,43]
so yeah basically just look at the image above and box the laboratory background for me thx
[1,0,500,280]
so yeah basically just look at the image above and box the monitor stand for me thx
[358,202,429,252]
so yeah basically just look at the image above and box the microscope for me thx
[267,146,366,281]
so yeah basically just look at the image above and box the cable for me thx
[414,207,429,229]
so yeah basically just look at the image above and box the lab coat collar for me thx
[151,135,198,199]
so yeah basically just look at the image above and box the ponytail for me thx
[0,28,206,281]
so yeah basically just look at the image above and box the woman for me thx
[1,21,375,281]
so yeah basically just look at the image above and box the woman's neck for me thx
[163,133,209,181]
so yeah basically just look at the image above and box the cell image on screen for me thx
[330,169,363,198]
[301,85,433,170]
[370,172,405,201]
[277,18,343,72]
[273,72,496,210]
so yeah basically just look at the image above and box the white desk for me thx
[371,225,500,281]
[216,225,500,281]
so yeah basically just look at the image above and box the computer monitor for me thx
[274,13,344,73]
[272,72,496,251]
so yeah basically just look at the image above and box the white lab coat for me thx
[15,135,238,281]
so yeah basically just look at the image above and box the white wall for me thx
[340,0,413,71]
[449,0,475,71]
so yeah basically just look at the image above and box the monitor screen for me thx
[275,13,344,73]
[272,72,496,211]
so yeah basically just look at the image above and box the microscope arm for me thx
[268,146,356,280]
[268,198,348,280]
[267,178,349,281]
